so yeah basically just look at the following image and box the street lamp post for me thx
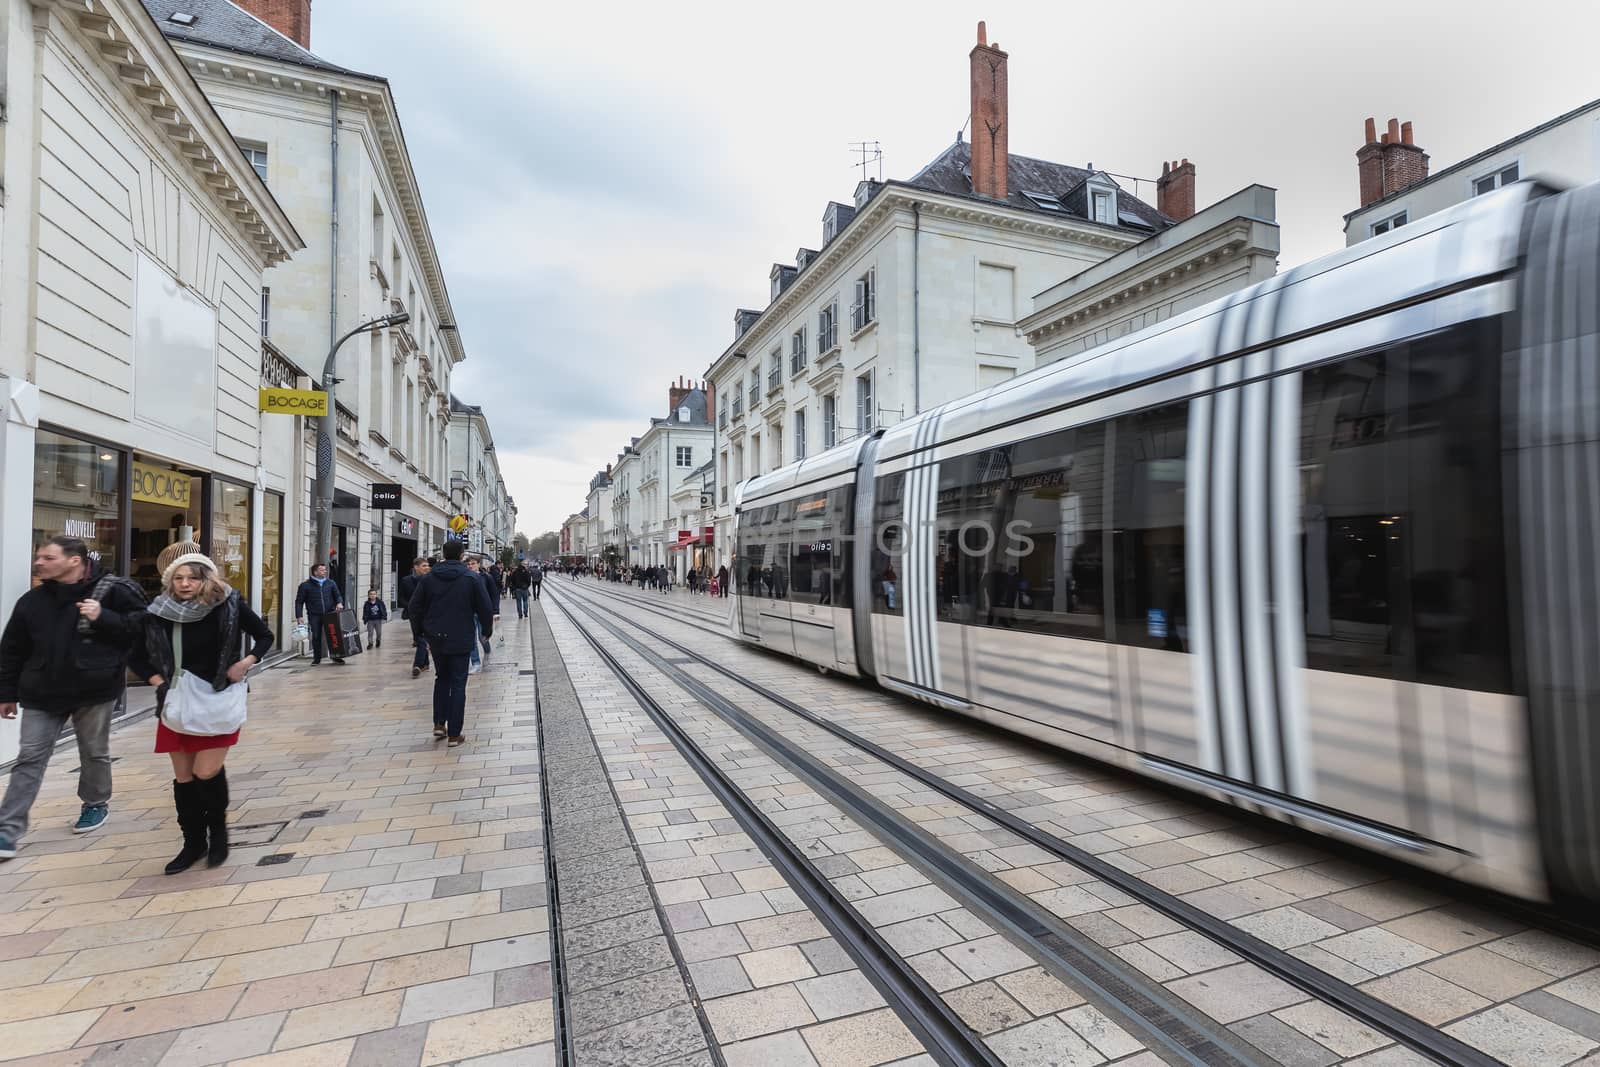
[313,311,410,568]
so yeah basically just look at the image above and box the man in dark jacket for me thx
[507,563,531,619]
[294,563,346,665]
[408,540,494,745]
[0,537,149,856]
[397,557,431,678]
[528,562,543,600]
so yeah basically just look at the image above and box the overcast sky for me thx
[314,0,1600,538]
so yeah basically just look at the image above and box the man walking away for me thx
[408,540,494,747]
[529,562,543,600]
[398,558,431,678]
[508,563,531,619]
[0,537,149,857]
[294,563,346,665]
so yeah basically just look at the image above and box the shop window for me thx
[212,479,252,600]
[262,493,284,649]
[32,430,122,573]
[129,456,202,599]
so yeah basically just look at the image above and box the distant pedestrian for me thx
[135,552,271,873]
[362,589,387,647]
[508,563,531,619]
[408,540,495,746]
[529,562,544,600]
[717,564,729,598]
[294,563,346,665]
[398,558,431,678]
[0,536,149,858]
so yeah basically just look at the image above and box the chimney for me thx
[669,376,691,412]
[969,21,1009,201]
[1357,116,1429,209]
[1157,159,1196,222]
[234,0,312,49]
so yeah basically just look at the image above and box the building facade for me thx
[704,24,1190,570]
[448,396,515,561]
[150,0,466,609]
[585,467,614,565]
[0,0,302,759]
[621,382,713,570]
[1344,100,1600,243]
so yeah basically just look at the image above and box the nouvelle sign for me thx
[258,388,329,416]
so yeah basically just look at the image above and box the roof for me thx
[141,0,371,78]
[647,387,710,428]
[906,139,1169,229]
[1345,95,1600,223]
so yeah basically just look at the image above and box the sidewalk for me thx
[0,614,552,1066]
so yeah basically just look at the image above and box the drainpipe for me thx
[912,201,921,416]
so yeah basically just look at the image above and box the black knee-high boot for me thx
[200,768,229,868]
[164,779,208,875]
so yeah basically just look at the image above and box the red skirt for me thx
[154,720,240,753]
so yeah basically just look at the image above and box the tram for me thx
[731,178,1600,903]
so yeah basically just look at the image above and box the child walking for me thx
[363,589,387,649]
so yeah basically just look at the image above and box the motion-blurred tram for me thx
[730,178,1600,903]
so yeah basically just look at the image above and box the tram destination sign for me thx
[371,483,403,509]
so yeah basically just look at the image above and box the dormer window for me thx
[1086,174,1118,226]
[167,11,197,25]
[1022,191,1065,213]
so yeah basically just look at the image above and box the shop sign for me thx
[394,515,417,537]
[131,462,193,506]
[64,519,97,541]
[258,388,329,416]
[371,483,403,509]
[448,514,469,534]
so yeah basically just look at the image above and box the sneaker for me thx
[433,724,447,740]
[447,735,466,747]
[468,659,482,675]
[412,667,421,678]
[0,837,15,860]
[331,659,346,666]
[73,804,108,835]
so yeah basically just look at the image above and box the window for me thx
[240,143,268,184]
[734,444,744,482]
[790,327,808,376]
[1299,320,1510,692]
[1091,189,1114,224]
[1371,210,1407,236]
[260,288,270,340]
[676,446,693,468]
[391,243,402,294]
[1110,403,1188,650]
[369,334,383,435]
[733,391,744,419]
[750,434,761,476]
[823,395,838,449]
[372,199,385,264]
[818,300,839,354]
[773,425,783,468]
[794,410,807,462]
[871,472,905,615]
[1022,190,1065,212]
[749,370,761,410]
[857,371,874,434]
[851,268,876,331]
[1472,162,1520,197]
[719,403,728,430]
[768,348,782,392]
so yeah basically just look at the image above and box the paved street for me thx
[1,588,1599,1065]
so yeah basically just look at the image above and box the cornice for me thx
[48,0,302,267]
[705,185,1141,380]
[1021,223,1268,345]
[171,41,465,367]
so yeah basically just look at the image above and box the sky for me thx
[312,0,1600,538]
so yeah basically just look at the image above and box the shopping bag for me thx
[161,624,248,735]
[325,608,364,657]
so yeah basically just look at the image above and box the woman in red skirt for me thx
[136,551,272,873]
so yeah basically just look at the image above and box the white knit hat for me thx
[161,551,218,586]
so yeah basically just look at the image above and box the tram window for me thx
[872,473,905,615]
[973,424,1109,640]
[1299,322,1510,692]
[790,494,831,606]
[829,487,852,609]
[766,502,793,600]
[1111,403,1189,651]
[935,456,981,624]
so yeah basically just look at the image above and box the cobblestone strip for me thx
[529,600,723,1067]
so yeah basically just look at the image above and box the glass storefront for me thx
[262,493,284,650]
[130,455,203,599]
[211,478,251,599]
[32,429,123,572]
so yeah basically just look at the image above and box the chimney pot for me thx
[968,21,1009,201]
[1401,121,1413,145]
[1364,117,1377,144]
[977,20,986,46]
[1380,132,1390,144]
[1356,115,1429,209]
[1157,157,1196,222]
[1387,118,1401,142]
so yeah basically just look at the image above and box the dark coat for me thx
[408,561,495,655]
[294,577,342,618]
[397,571,422,620]
[362,599,388,623]
[0,564,148,712]
[508,567,532,592]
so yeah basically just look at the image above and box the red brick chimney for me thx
[235,0,312,50]
[669,376,692,412]
[969,21,1009,201]
[1157,159,1196,222]
[1357,116,1429,208]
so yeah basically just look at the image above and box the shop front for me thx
[32,429,124,573]
[391,513,419,606]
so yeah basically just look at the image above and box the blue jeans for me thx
[429,648,471,735]
[0,699,115,841]
[470,619,481,667]
[512,589,529,617]
[412,632,429,670]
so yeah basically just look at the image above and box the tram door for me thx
[736,508,764,640]
[759,502,796,657]
[788,493,835,667]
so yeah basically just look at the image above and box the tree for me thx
[528,531,559,558]
[498,547,516,570]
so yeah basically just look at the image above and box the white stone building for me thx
[609,445,640,565]
[1344,100,1600,243]
[0,0,302,757]
[619,383,713,571]
[585,467,614,564]
[147,0,465,610]
[448,396,516,561]
[704,24,1204,570]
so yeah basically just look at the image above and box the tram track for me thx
[549,579,1502,1067]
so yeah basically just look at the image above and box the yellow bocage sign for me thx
[258,387,329,416]
[448,514,469,534]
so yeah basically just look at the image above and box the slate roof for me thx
[906,139,1169,230]
[649,388,710,427]
[142,0,372,79]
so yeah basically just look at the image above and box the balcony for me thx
[748,385,760,410]
[336,402,358,444]
[766,367,782,395]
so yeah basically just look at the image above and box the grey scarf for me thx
[147,594,218,624]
